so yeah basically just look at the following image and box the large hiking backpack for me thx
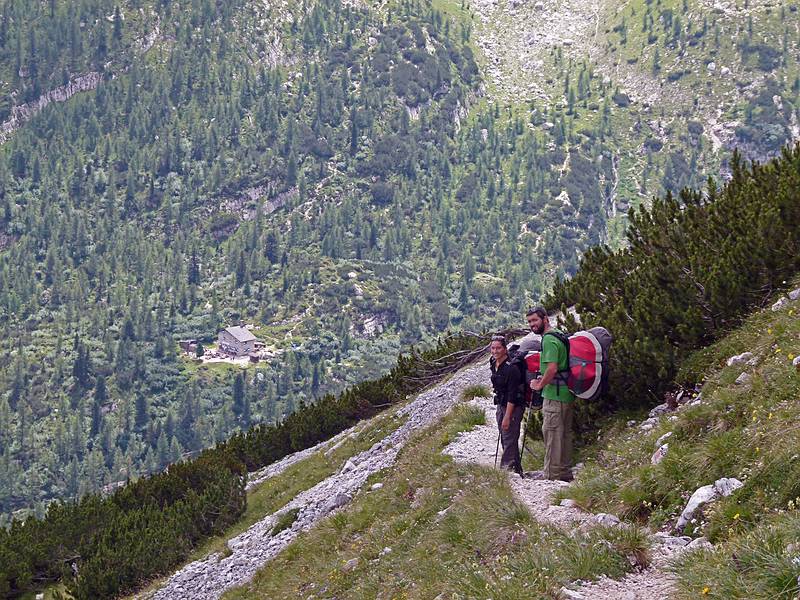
[523,327,612,402]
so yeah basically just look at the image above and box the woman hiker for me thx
[489,335,526,477]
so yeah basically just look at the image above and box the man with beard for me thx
[527,306,575,481]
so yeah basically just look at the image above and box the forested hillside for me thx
[0,0,797,522]
[0,0,609,520]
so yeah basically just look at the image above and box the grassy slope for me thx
[224,402,651,599]
[560,276,800,599]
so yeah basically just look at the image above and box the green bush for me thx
[550,145,800,412]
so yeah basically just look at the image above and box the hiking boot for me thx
[522,470,547,480]
[558,472,574,483]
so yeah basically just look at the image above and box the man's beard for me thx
[531,323,544,335]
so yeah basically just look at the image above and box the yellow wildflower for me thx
[733,513,740,520]
[702,586,711,595]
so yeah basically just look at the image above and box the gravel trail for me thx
[444,391,679,600]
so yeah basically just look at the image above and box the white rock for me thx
[655,431,673,447]
[789,288,800,301]
[714,477,743,497]
[726,352,753,367]
[735,372,751,385]
[560,499,578,508]
[627,420,637,427]
[649,403,670,418]
[341,459,357,473]
[639,417,658,431]
[707,62,716,71]
[343,557,359,572]
[655,533,692,548]
[324,493,351,512]
[595,513,621,527]
[793,356,800,367]
[720,66,731,76]
[772,297,790,311]
[371,482,384,491]
[676,484,718,531]
[559,588,586,600]
[380,546,392,556]
[651,444,669,465]
[684,536,714,552]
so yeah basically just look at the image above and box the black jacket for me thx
[490,355,525,407]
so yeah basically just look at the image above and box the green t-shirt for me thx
[541,331,575,403]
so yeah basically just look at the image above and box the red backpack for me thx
[523,327,612,402]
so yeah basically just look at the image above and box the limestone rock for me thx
[684,537,713,552]
[651,443,669,465]
[714,477,743,497]
[789,288,800,301]
[595,513,621,527]
[640,417,658,431]
[655,431,673,447]
[726,352,753,367]
[324,493,351,512]
[676,479,742,531]
[772,297,790,311]
[370,482,384,491]
[342,557,359,572]
[735,372,751,385]
[676,484,717,531]
[654,532,691,548]
[649,403,670,418]
[560,498,578,508]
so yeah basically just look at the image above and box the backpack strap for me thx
[543,330,571,395]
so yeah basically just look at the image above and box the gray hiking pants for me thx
[495,403,525,473]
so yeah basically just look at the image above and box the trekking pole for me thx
[493,430,501,468]
[519,405,534,467]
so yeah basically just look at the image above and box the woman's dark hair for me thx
[490,335,508,348]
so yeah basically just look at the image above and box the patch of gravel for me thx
[469,0,601,104]
[144,362,489,600]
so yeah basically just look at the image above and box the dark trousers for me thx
[495,403,525,473]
